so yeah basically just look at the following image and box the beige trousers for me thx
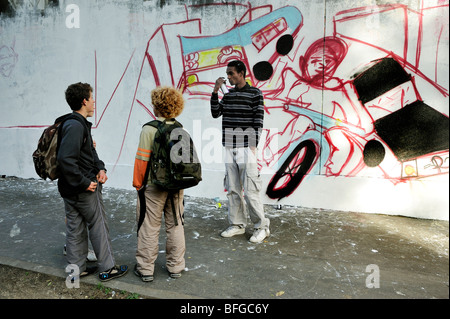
[135,184,185,276]
[224,147,270,230]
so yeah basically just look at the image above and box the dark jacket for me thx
[57,112,105,198]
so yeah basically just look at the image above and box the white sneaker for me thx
[249,228,270,243]
[63,245,97,262]
[87,249,97,262]
[221,225,245,238]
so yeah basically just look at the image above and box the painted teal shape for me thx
[180,6,302,55]
[287,104,367,136]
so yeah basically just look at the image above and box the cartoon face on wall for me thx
[299,37,348,87]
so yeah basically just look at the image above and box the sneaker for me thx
[220,225,245,238]
[63,245,97,262]
[249,228,270,243]
[99,265,128,282]
[134,264,153,282]
[169,272,182,279]
[86,249,97,262]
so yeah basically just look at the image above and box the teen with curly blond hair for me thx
[132,86,186,282]
[151,86,184,118]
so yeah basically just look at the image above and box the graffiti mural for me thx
[0,0,448,219]
[135,2,449,201]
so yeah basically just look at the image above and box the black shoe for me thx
[80,265,98,277]
[99,265,128,282]
[68,265,97,284]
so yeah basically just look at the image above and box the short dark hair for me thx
[227,60,246,78]
[65,82,93,111]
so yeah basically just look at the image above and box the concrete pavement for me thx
[0,176,448,299]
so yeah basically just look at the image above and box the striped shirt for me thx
[210,83,264,148]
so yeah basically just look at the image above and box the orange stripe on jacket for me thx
[133,157,150,190]
[136,147,151,159]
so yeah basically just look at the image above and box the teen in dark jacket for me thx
[57,82,128,282]
[57,111,104,197]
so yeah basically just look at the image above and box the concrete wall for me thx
[1,0,448,220]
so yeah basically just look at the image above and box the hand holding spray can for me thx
[220,78,229,94]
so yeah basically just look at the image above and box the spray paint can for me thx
[214,197,222,208]
[220,79,229,94]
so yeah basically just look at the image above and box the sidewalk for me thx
[0,176,448,299]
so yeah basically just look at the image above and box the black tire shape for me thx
[266,140,317,200]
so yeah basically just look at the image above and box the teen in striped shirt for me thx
[211,60,270,243]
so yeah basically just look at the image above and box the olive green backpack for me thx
[145,118,202,191]
[137,118,202,231]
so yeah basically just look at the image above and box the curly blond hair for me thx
[151,86,184,118]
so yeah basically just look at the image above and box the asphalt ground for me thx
[0,176,448,306]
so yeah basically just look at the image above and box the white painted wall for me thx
[1,0,448,220]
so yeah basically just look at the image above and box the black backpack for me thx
[137,118,202,231]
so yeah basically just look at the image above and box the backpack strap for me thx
[143,118,182,129]
[137,160,152,235]
[55,114,89,156]
[169,192,179,226]
[136,121,159,235]
[143,119,160,129]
